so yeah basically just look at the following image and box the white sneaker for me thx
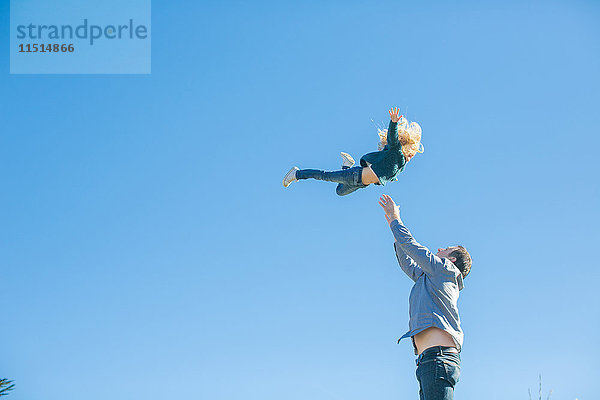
[283,166,299,187]
[340,152,355,169]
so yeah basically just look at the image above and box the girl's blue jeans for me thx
[295,166,368,196]
[415,346,461,400]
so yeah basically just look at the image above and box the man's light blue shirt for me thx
[390,219,465,354]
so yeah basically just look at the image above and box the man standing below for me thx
[378,194,472,400]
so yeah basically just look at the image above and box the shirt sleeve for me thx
[390,219,451,279]
[386,120,400,149]
[394,242,423,282]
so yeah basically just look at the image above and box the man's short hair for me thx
[449,246,472,278]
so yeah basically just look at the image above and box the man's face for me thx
[436,246,460,261]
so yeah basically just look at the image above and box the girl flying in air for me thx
[283,107,423,196]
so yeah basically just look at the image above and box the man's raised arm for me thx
[379,194,447,278]
[394,242,424,282]
[389,219,446,277]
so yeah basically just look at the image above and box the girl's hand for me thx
[389,107,402,123]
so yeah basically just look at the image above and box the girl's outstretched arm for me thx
[386,107,402,148]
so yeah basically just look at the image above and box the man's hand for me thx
[389,107,402,123]
[379,194,401,225]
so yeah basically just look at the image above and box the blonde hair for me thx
[377,116,424,160]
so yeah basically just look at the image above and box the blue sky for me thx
[1,1,599,399]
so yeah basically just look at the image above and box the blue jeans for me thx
[295,166,367,196]
[415,346,461,400]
